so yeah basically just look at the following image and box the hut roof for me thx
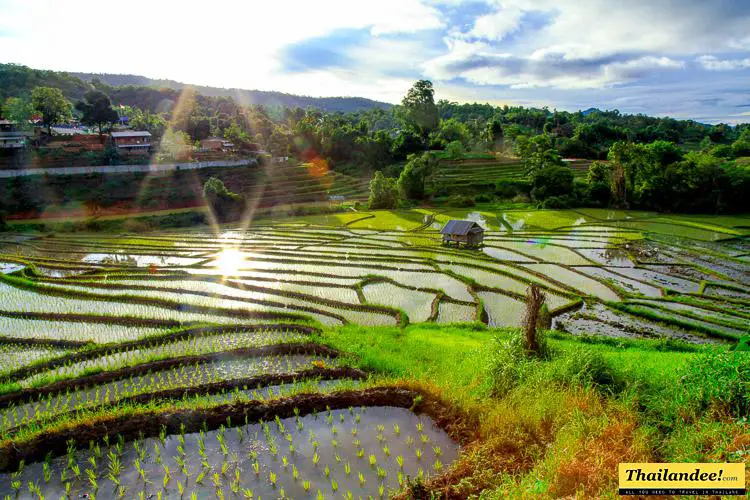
[441,220,483,236]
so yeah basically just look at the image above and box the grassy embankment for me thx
[319,323,750,498]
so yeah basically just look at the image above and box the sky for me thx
[1,0,749,123]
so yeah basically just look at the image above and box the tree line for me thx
[2,63,749,214]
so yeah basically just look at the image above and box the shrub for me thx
[677,349,750,418]
[202,177,242,220]
[368,171,399,209]
[445,140,465,160]
[587,181,611,206]
[495,179,531,198]
[487,333,531,396]
[539,348,620,391]
[475,193,492,203]
[446,194,475,207]
[531,165,574,201]
[540,196,573,209]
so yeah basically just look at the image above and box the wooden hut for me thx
[441,220,484,247]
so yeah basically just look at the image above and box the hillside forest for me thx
[1,63,750,216]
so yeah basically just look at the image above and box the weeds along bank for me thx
[0,208,747,497]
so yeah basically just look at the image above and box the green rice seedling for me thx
[196,469,207,485]
[303,480,311,492]
[345,462,351,476]
[393,423,400,436]
[369,454,377,467]
[269,471,278,488]
[377,466,387,479]
[396,455,404,469]
[434,460,443,472]
[359,472,366,487]
[433,445,443,457]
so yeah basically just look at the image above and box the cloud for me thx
[423,39,684,89]
[696,55,750,70]
[1,0,749,122]
[468,6,524,40]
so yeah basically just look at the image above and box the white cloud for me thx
[0,0,443,94]
[696,55,750,70]
[468,6,524,41]
[423,37,685,89]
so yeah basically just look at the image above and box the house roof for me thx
[441,220,484,236]
[111,131,151,138]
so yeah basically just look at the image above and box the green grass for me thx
[319,323,492,401]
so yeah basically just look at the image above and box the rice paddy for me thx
[0,208,747,497]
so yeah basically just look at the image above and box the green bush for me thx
[540,196,573,209]
[677,348,750,418]
[446,194,475,207]
[487,333,531,396]
[487,332,622,397]
[495,179,531,198]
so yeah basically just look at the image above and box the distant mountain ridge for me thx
[71,72,393,113]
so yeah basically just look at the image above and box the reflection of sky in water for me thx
[82,253,200,266]
[573,217,587,226]
[463,212,488,228]
[502,213,526,230]
[0,262,24,274]
[525,236,551,247]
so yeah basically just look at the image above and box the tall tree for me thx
[76,89,119,139]
[2,96,34,130]
[368,171,399,209]
[515,134,563,174]
[31,87,72,135]
[397,152,437,200]
[401,80,438,148]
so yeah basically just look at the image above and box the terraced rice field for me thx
[431,157,592,191]
[0,208,747,497]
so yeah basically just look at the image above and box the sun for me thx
[213,248,244,276]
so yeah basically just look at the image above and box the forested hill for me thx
[0,63,392,113]
[71,72,392,113]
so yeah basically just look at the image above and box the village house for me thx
[200,136,235,151]
[0,120,27,149]
[441,220,485,247]
[110,130,152,151]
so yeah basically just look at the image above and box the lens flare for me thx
[213,248,244,276]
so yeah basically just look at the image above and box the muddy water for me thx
[20,330,306,387]
[0,407,459,499]
[553,303,714,343]
[577,267,662,297]
[2,356,329,430]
